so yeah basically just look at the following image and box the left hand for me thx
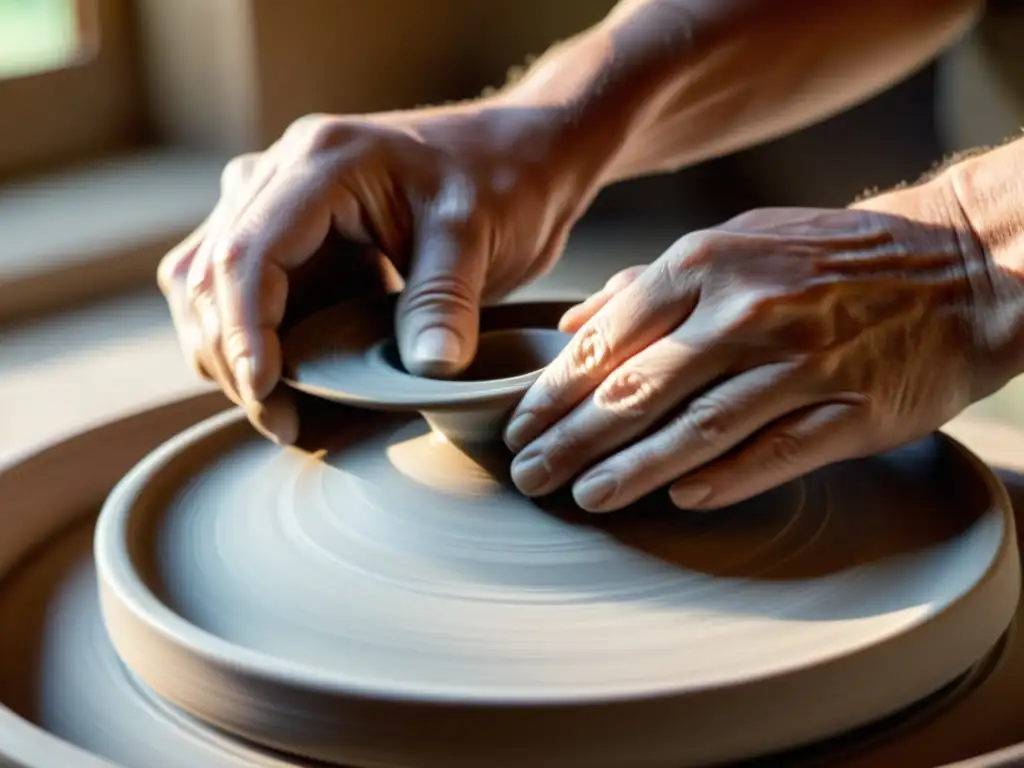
[503,178,1014,512]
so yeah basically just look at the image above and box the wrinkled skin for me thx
[157,105,594,443]
[504,179,1014,512]
[159,107,1017,515]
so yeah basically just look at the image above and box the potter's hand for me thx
[504,177,1017,512]
[157,104,597,443]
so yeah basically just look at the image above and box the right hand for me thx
[157,102,599,444]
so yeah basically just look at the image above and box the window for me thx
[0,0,144,180]
[0,0,82,79]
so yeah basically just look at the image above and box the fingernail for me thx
[573,473,618,511]
[234,356,257,405]
[670,483,712,509]
[511,452,550,496]
[412,327,463,375]
[504,413,539,451]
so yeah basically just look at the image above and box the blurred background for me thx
[3,0,1024,459]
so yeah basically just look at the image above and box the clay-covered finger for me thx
[668,402,865,511]
[508,325,728,498]
[566,362,822,512]
[505,257,698,452]
[558,265,648,333]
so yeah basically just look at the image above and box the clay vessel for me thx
[281,295,573,444]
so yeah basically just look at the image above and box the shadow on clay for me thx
[290,395,986,624]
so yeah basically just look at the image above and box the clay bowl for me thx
[280,294,574,444]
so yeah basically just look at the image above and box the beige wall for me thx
[249,0,615,145]
[936,7,1024,152]
[134,0,260,153]
[131,0,615,154]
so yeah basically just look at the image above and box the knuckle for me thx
[604,264,647,293]
[220,153,257,191]
[211,237,251,276]
[401,274,479,318]
[284,113,328,142]
[665,229,716,275]
[569,323,612,378]
[594,368,654,417]
[298,116,363,156]
[766,431,803,466]
[157,250,189,295]
[222,326,252,364]
[304,120,343,153]
[682,397,732,445]
[803,350,840,384]
[429,172,477,225]
[539,423,585,473]
[185,263,213,305]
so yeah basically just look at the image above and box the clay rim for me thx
[93,407,1022,707]
[279,297,577,409]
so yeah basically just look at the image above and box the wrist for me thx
[945,143,1024,387]
[947,143,1024,281]
[850,162,1024,397]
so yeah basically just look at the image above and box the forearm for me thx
[500,0,981,184]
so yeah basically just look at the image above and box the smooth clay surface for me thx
[94,399,1021,767]
[282,295,575,408]
[0,394,1024,768]
[282,296,575,443]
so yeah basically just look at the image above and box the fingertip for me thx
[557,286,616,333]
[404,326,471,379]
[249,388,299,445]
[668,481,714,510]
[557,305,588,333]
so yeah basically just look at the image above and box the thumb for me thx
[395,217,487,378]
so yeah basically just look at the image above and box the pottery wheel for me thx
[93,393,1020,766]
[2,394,1024,768]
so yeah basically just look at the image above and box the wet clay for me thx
[94,401,1020,767]
[0,394,1023,767]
